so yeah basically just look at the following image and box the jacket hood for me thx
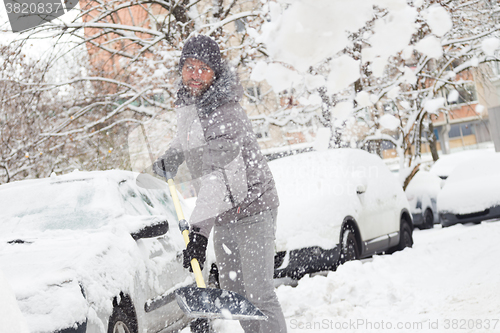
[176,62,243,116]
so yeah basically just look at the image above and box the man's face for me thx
[182,58,215,97]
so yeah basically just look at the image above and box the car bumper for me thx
[274,246,340,280]
[440,205,500,227]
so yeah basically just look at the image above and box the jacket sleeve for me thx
[154,113,185,170]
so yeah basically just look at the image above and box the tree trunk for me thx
[428,117,439,162]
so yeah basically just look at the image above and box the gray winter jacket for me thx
[166,64,279,238]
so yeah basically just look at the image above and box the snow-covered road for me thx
[205,221,500,333]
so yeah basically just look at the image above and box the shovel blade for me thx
[175,287,267,321]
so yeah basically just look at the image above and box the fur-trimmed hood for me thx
[176,62,243,116]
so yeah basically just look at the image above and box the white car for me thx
[405,170,443,229]
[438,153,500,227]
[0,170,198,333]
[269,148,413,280]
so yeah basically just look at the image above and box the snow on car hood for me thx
[437,153,500,214]
[0,226,148,332]
[269,149,408,252]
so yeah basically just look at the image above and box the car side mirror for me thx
[356,185,366,195]
[131,219,169,240]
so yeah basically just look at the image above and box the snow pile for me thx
[379,114,400,131]
[261,0,375,73]
[422,4,453,37]
[481,38,500,57]
[205,222,500,333]
[437,153,500,214]
[415,36,443,59]
[250,62,302,93]
[326,55,360,94]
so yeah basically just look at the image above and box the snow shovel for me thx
[163,171,267,321]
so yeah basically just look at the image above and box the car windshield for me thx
[0,177,118,234]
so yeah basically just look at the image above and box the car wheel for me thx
[397,220,413,251]
[422,209,434,229]
[108,307,136,333]
[340,225,359,264]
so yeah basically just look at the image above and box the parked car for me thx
[269,148,413,280]
[0,170,198,333]
[437,153,500,227]
[429,148,495,179]
[405,170,443,229]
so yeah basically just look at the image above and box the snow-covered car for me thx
[405,170,443,229]
[269,148,413,280]
[429,148,495,179]
[0,170,196,333]
[437,153,500,227]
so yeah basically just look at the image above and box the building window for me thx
[443,82,477,105]
[235,18,246,33]
[253,122,270,141]
[448,123,474,138]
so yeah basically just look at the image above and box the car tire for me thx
[422,209,434,229]
[108,307,136,333]
[339,225,359,265]
[397,220,413,251]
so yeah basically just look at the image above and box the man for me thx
[153,35,287,333]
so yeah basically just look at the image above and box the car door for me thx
[118,179,192,332]
[351,151,400,252]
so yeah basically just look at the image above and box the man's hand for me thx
[183,229,208,271]
[152,149,184,178]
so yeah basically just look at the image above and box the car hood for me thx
[0,229,144,332]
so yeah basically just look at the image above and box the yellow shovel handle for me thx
[167,178,206,288]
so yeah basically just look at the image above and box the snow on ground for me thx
[195,221,500,333]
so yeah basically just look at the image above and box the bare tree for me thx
[2,0,267,181]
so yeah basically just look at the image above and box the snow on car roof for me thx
[405,170,442,198]
[437,153,500,214]
[0,170,178,237]
[429,148,495,178]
